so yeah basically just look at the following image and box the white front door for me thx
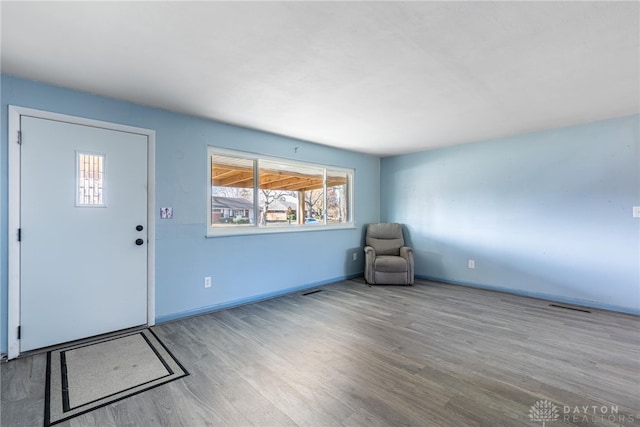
[19,115,149,352]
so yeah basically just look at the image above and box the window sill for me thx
[206,223,356,238]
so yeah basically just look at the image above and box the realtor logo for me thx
[530,400,560,426]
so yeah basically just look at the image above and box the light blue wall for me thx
[0,75,380,353]
[381,115,640,314]
[2,74,637,355]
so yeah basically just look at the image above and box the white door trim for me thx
[8,106,156,359]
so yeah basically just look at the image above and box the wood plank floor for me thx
[2,278,639,426]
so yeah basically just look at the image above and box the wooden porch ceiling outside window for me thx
[212,163,347,192]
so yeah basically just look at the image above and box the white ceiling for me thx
[2,1,638,157]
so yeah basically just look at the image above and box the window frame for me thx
[207,147,355,237]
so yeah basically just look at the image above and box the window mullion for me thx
[323,168,327,224]
[254,159,259,227]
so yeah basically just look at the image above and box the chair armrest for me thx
[400,246,414,285]
[400,246,413,259]
[364,246,376,284]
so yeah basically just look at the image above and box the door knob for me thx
[136,225,144,231]
[135,238,144,246]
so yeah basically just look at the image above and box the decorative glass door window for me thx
[76,152,106,207]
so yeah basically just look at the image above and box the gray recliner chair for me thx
[364,223,414,285]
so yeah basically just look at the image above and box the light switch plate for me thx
[160,207,173,219]
[633,206,640,218]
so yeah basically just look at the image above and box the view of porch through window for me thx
[210,153,350,229]
[211,155,255,226]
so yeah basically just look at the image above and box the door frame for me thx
[8,106,156,359]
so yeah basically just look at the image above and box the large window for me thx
[208,148,354,236]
